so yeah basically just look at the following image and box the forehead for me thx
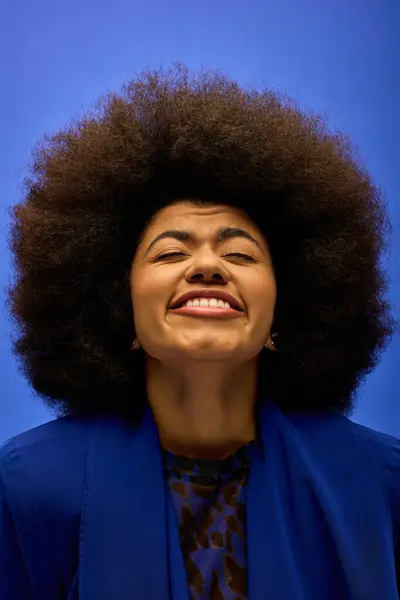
[142,201,262,238]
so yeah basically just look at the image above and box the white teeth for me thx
[182,297,232,309]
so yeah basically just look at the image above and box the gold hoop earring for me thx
[265,331,279,350]
[130,339,141,351]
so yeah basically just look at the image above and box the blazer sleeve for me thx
[377,433,400,590]
[390,450,400,592]
[351,422,400,589]
[0,438,62,600]
[386,440,400,588]
[0,467,35,599]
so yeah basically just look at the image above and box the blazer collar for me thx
[78,399,301,600]
[78,399,399,600]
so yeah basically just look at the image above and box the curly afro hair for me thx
[5,63,397,421]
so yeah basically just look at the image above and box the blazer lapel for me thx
[248,401,399,600]
[79,406,171,600]
[247,400,308,600]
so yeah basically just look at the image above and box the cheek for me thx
[130,267,175,323]
[247,273,276,320]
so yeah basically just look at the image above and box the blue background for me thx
[1,0,399,442]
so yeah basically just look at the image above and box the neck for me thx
[145,358,259,459]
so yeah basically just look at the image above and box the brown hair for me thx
[5,63,397,420]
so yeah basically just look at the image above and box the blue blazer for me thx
[1,399,400,600]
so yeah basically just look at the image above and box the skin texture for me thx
[130,201,277,457]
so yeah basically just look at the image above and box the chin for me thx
[175,342,242,362]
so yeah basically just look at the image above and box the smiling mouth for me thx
[169,296,243,318]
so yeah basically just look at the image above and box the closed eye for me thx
[153,251,187,261]
[223,252,256,262]
[153,251,256,262]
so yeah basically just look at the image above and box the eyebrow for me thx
[144,226,263,256]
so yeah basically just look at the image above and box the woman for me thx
[1,64,399,600]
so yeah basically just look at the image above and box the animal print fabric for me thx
[163,443,254,600]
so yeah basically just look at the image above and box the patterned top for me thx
[163,443,254,600]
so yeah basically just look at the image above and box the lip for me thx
[169,289,244,312]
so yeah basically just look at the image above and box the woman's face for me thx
[130,201,277,365]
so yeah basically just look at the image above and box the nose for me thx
[185,248,230,284]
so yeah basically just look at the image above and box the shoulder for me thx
[341,417,400,522]
[0,411,99,476]
[0,412,102,526]
[0,412,108,594]
[0,410,142,594]
[285,408,400,526]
